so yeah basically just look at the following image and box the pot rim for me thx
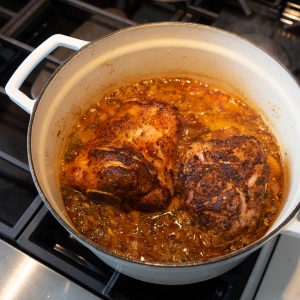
[28,22,300,268]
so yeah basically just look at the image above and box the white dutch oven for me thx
[5,23,300,285]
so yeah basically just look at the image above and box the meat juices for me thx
[61,78,284,263]
[64,100,180,212]
[179,129,269,247]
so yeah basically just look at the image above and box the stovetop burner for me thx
[0,1,299,299]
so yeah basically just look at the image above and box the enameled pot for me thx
[5,23,300,285]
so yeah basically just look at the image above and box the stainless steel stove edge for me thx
[0,239,102,300]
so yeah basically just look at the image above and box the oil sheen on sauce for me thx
[61,78,284,263]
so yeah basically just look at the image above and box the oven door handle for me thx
[5,34,89,114]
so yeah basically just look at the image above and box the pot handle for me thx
[282,213,300,238]
[5,34,89,114]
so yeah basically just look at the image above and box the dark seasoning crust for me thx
[179,134,269,247]
[64,100,179,212]
[60,78,284,263]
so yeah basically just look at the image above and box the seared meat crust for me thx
[96,100,180,194]
[64,100,180,212]
[179,130,269,246]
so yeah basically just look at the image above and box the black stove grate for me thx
[0,146,41,238]
[0,101,40,238]
[0,0,220,97]
[0,0,298,299]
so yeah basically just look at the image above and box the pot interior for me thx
[30,23,300,249]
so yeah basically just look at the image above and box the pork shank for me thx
[64,100,181,212]
[179,129,269,246]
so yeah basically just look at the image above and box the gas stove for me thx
[0,1,300,299]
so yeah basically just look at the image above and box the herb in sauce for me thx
[60,78,284,263]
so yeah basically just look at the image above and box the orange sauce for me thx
[61,78,284,263]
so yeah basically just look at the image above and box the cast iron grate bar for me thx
[169,3,189,22]
[187,4,219,20]
[102,270,121,297]
[0,6,16,19]
[60,0,138,26]
[0,34,62,65]
[0,0,49,37]
[238,0,253,16]
[0,150,30,173]
[0,196,42,240]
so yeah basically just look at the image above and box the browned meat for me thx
[64,100,181,212]
[178,130,269,246]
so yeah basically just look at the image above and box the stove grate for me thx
[0,1,296,299]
